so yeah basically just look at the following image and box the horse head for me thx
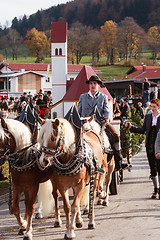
[38,118,77,168]
[0,118,32,166]
[0,117,16,165]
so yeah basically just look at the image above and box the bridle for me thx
[0,129,16,165]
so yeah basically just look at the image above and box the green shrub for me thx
[120,107,145,157]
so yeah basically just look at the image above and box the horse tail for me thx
[80,184,90,207]
[36,180,55,218]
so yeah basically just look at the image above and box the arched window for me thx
[55,48,58,55]
[59,48,62,55]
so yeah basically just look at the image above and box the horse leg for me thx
[66,181,85,239]
[80,184,90,215]
[23,186,39,240]
[59,189,71,239]
[97,172,106,205]
[51,181,62,227]
[11,185,27,235]
[103,158,115,206]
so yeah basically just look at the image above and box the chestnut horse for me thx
[0,118,55,240]
[82,115,115,207]
[38,117,108,239]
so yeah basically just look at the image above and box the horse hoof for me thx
[88,223,96,229]
[23,236,32,240]
[83,209,89,215]
[18,229,26,235]
[102,201,108,206]
[76,222,83,228]
[54,221,61,228]
[97,199,102,205]
[35,213,42,219]
[64,234,73,240]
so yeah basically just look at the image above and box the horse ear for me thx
[89,115,94,123]
[52,119,60,129]
[1,117,7,129]
[55,119,60,126]
[38,117,46,125]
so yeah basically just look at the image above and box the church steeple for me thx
[51,22,68,104]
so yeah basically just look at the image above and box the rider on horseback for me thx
[77,75,128,171]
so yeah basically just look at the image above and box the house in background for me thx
[0,62,101,98]
[104,64,159,99]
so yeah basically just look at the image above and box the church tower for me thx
[51,22,67,104]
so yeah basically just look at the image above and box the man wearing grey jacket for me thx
[77,75,128,171]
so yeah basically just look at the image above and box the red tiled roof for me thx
[2,62,100,73]
[63,65,112,101]
[3,62,50,71]
[51,22,67,43]
[128,66,160,79]
[68,64,100,73]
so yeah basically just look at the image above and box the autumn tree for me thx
[147,26,160,63]
[7,29,23,60]
[100,20,117,65]
[116,17,146,62]
[25,28,48,63]
[68,22,91,64]
[87,28,101,65]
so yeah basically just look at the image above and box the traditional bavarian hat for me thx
[86,75,102,85]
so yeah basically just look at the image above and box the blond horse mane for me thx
[83,117,110,149]
[0,119,32,151]
[38,118,76,153]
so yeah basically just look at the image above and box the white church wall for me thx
[64,101,76,117]
[51,102,63,119]
[67,73,78,81]
[51,42,67,104]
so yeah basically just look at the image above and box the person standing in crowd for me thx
[142,78,150,107]
[120,98,130,119]
[145,101,152,115]
[36,94,48,119]
[20,92,28,103]
[135,101,144,119]
[125,99,160,199]
[112,93,122,121]
[77,75,128,171]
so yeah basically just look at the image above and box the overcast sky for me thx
[0,0,71,27]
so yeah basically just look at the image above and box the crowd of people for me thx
[0,89,52,119]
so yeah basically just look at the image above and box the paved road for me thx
[0,145,160,240]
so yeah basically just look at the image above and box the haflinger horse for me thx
[0,118,56,240]
[16,103,55,220]
[38,114,109,240]
[82,115,115,207]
